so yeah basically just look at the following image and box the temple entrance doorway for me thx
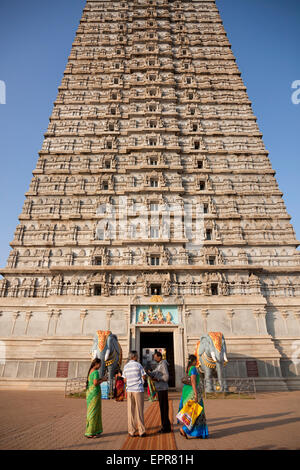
[140,331,175,388]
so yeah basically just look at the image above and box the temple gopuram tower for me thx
[0,0,299,390]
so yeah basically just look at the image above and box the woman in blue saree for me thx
[178,354,209,439]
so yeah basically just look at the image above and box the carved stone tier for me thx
[0,0,299,391]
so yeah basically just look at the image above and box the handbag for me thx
[176,400,203,431]
[181,375,191,385]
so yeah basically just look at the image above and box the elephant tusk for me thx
[210,350,217,362]
[224,352,228,363]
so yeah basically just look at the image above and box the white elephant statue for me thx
[91,330,122,398]
[195,332,228,392]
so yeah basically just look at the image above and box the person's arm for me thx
[122,368,127,386]
[94,378,106,385]
[148,368,159,380]
[191,374,198,401]
[152,362,168,383]
[140,365,147,383]
[189,367,198,401]
[159,362,169,383]
[92,370,103,386]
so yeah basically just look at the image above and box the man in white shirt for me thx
[123,351,147,437]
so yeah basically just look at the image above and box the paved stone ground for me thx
[0,390,300,450]
[173,391,300,450]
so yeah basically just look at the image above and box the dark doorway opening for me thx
[150,284,161,295]
[140,332,175,387]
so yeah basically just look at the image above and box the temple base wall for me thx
[0,295,299,391]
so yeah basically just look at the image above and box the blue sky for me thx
[0,0,299,268]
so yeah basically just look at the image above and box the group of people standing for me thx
[84,351,208,440]
[122,350,171,437]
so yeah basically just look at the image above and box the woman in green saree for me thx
[85,358,107,438]
[178,354,209,439]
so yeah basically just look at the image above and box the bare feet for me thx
[179,428,188,439]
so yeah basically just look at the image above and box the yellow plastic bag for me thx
[176,400,203,431]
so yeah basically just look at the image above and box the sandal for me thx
[179,429,188,439]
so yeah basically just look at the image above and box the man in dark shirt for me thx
[146,351,171,433]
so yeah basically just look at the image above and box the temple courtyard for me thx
[0,390,299,450]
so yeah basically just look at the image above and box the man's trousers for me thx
[157,390,171,432]
[127,391,145,436]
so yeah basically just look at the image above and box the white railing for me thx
[65,376,86,397]
[200,378,256,398]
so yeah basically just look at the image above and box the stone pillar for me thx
[174,326,185,390]
[201,309,208,333]
[280,311,289,335]
[47,309,54,335]
[80,309,88,335]
[124,306,131,362]
[254,307,267,335]
[106,310,113,331]
[53,310,61,335]
[227,309,235,334]
[130,325,136,352]
[24,311,32,335]
[182,305,189,360]
[293,311,300,334]
[135,328,141,360]
[11,311,20,335]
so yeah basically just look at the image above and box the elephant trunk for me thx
[99,358,106,379]
[211,349,226,363]
[105,348,111,362]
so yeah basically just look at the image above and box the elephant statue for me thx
[195,332,228,393]
[91,330,122,398]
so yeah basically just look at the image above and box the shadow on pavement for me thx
[208,412,292,426]
[210,417,300,439]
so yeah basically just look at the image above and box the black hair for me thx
[86,358,101,390]
[186,354,197,374]
[154,350,162,359]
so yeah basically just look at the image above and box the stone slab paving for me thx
[121,400,176,450]
[0,391,300,450]
[173,391,300,450]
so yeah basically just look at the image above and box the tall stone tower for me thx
[0,0,299,390]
